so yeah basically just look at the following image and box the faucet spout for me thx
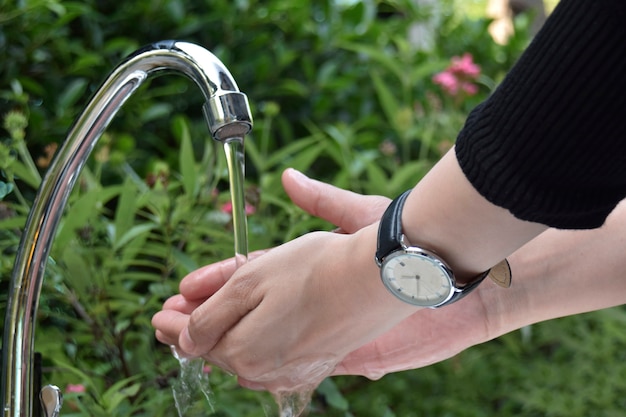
[1,41,252,417]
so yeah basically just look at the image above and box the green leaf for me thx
[0,214,26,229]
[283,140,326,173]
[370,69,400,133]
[175,116,198,198]
[55,185,123,249]
[243,137,265,174]
[45,1,67,17]
[101,378,142,412]
[0,181,14,199]
[9,160,41,189]
[388,161,431,194]
[60,246,91,295]
[262,136,325,171]
[317,378,349,411]
[113,178,139,246]
[364,158,390,195]
[275,79,310,97]
[57,78,89,112]
[171,247,199,273]
[141,103,174,123]
[336,41,407,85]
[113,223,156,251]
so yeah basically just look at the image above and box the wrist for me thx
[350,223,422,316]
[400,149,546,282]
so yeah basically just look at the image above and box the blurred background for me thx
[2,1,625,416]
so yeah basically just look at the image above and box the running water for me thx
[170,346,213,417]
[172,137,314,417]
[225,138,314,416]
[273,390,315,417]
[223,138,248,268]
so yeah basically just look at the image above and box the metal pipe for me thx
[1,40,252,417]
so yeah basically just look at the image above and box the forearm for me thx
[457,0,626,229]
[483,199,626,339]
[335,200,626,378]
[401,148,547,281]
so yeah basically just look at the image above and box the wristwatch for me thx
[375,190,511,308]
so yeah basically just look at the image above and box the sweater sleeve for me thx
[455,0,626,229]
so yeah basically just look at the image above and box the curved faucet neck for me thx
[1,41,252,417]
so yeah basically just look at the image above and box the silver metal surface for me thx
[0,40,252,417]
[39,386,62,417]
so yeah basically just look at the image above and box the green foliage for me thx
[323,309,626,417]
[3,0,624,416]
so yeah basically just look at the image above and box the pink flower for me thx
[449,53,481,78]
[461,82,478,95]
[433,53,481,98]
[432,70,460,96]
[203,365,212,374]
[220,201,256,215]
[66,384,86,394]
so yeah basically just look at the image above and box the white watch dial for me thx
[380,250,453,307]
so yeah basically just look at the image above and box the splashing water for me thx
[171,346,213,417]
[171,138,248,416]
[274,389,315,417]
[267,360,337,416]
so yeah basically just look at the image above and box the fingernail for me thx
[286,168,308,180]
[179,327,197,354]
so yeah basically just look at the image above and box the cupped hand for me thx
[157,259,495,384]
[152,168,399,387]
[184,226,416,390]
[152,169,494,389]
[330,284,494,379]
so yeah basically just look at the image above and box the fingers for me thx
[162,294,202,314]
[178,263,263,356]
[152,310,190,348]
[178,257,238,300]
[155,249,269,353]
[281,168,390,233]
[179,249,269,300]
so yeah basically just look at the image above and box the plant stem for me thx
[15,140,42,185]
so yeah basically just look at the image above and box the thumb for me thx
[281,168,389,233]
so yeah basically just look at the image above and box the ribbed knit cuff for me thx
[456,0,626,229]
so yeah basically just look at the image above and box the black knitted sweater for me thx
[455,0,626,229]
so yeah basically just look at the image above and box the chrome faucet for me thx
[1,40,253,417]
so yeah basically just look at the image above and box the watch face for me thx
[380,248,454,307]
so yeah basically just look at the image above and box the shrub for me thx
[4,1,625,417]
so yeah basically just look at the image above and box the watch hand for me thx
[399,275,422,297]
[415,275,420,297]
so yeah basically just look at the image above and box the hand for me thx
[152,168,503,389]
[336,199,626,379]
[152,168,402,390]
[158,261,498,385]
[331,285,495,379]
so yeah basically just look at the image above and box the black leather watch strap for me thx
[375,190,411,265]
[375,189,511,305]
[447,269,490,304]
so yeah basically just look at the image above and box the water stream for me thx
[171,138,313,416]
[223,138,249,269]
[273,390,315,417]
[170,347,213,416]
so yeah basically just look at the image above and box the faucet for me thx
[1,40,253,417]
